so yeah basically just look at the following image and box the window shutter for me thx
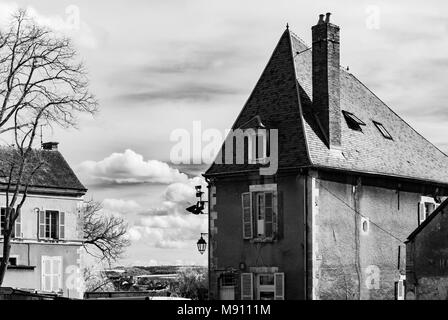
[59,212,65,239]
[265,192,274,238]
[42,256,51,291]
[53,257,63,292]
[273,191,279,238]
[242,193,253,239]
[39,210,46,239]
[396,280,404,300]
[274,272,285,300]
[418,202,426,225]
[0,208,5,236]
[14,211,21,238]
[241,273,253,300]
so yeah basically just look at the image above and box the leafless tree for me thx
[82,200,130,263]
[0,9,97,285]
[83,266,115,293]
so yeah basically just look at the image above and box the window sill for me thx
[7,265,35,270]
[39,239,65,243]
[248,158,269,165]
[250,237,276,243]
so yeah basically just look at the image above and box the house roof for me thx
[0,146,86,193]
[205,28,448,186]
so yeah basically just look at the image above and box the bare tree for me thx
[82,200,130,263]
[0,10,97,285]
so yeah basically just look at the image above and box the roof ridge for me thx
[346,72,448,158]
[289,30,310,49]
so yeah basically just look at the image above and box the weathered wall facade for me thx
[209,172,306,300]
[209,168,434,300]
[0,193,84,299]
[406,203,448,300]
[311,170,420,300]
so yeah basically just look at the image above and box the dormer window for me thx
[342,110,366,131]
[248,129,268,164]
[373,121,393,140]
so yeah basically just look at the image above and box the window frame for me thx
[373,121,393,140]
[342,110,366,131]
[248,129,268,164]
[0,207,20,238]
[41,255,63,293]
[243,184,278,242]
[39,210,65,240]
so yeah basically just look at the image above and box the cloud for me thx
[137,208,169,217]
[130,175,207,249]
[0,2,97,49]
[127,227,142,242]
[102,198,141,215]
[117,83,239,103]
[77,149,189,185]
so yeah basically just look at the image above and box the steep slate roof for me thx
[205,28,448,186]
[0,147,86,192]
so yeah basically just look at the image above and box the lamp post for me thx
[197,233,208,255]
[185,185,207,215]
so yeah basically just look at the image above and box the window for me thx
[0,256,17,266]
[241,185,279,240]
[342,111,366,131]
[418,196,439,225]
[373,121,393,140]
[361,217,370,235]
[219,273,236,300]
[41,256,63,293]
[248,129,268,164]
[39,210,65,240]
[395,275,406,300]
[240,272,284,300]
[0,207,20,238]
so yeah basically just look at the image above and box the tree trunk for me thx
[0,230,12,286]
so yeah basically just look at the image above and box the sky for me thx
[0,0,447,266]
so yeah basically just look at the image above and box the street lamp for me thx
[185,186,207,215]
[197,233,208,255]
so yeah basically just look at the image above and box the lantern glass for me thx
[197,236,207,254]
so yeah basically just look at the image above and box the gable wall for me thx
[312,170,420,299]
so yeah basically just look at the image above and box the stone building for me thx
[406,198,448,300]
[204,13,448,300]
[0,142,86,298]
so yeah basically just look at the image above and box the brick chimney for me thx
[312,12,341,149]
[42,142,59,151]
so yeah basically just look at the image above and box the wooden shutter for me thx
[274,272,285,300]
[53,257,63,292]
[395,280,405,300]
[41,256,51,291]
[241,273,253,300]
[242,193,253,239]
[273,191,279,238]
[265,192,274,238]
[14,211,21,238]
[59,212,65,239]
[418,202,426,225]
[39,210,46,239]
[0,208,5,235]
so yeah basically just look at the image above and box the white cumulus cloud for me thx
[77,149,189,185]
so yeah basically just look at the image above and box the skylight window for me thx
[342,110,366,131]
[373,121,393,140]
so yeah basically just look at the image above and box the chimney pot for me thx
[325,12,331,23]
[318,14,325,24]
[42,142,59,151]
